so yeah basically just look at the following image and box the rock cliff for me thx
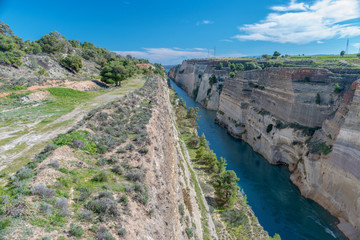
[170,60,360,239]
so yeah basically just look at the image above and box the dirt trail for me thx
[0,79,144,173]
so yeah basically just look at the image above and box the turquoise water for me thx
[170,80,348,240]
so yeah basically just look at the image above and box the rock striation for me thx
[170,60,360,239]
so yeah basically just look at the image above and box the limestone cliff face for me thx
[170,61,360,239]
[169,60,227,110]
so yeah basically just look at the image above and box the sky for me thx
[1,0,360,64]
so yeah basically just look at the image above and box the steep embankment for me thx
[170,60,360,239]
[0,75,220,240]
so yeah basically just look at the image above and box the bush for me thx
[40,202,52,216]
[55,197,69,216]
[31,184,56,199]
[266,124,273,133]
[221,209,249,227]
[92,171,111,182]
[138,146,149,155]
[112,165,124,175]
[185,227,194,238]
[69,223,84,238]
[78,209,94,222]
[118,194,129,206]
[125,168,145,182]
[117,226,127,237]
[209,75,218,86]
[95,226,115,240]
[134,182,149,205]
[77,187,92,202]
[178,204,185,216]
[229,72,236,78]
[334,83,342,93]
[15,167,33,181]
[38,33,64,54]
[87,194,119,217]
[59,55,83,73]
[0,218,11,230]
[310,142,332,155]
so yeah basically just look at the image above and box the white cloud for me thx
[317,40,324,44]
[115,48,246,65]
[353,43,360,49]
[221,39,233,42]
[196,20,214,26]
[234,0,360,44]
[114,48,209,65]
[271,0,309,11]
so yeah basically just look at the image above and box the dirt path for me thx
[0,78,145,174]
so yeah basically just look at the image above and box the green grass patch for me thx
[47,88,89,98]
[54,130,97,153]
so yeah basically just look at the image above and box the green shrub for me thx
[266,124,273,133]
[87,194,119,217]
[221,209,249,227]
[31,184,56,199]
[125,168,145,182]
[95,226,115,240]
[185,227,194,238]
[15,167,33,180]
[209,75,218,86]
[54,130,97,153]
[0,218,11,230]
[310,142,332,155]
[134,182,149,205]
[229,72,236,78]
[92,171,111,182]
[334,83,342,93]
[38,33,64,54]
[59,55,83,73]
[69,223,84,237]
[179,204,185,216]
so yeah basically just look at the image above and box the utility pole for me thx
[346,39,349,54]
[207,49,210,58]
[214,46,216,58]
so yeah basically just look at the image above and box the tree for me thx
[315,93,321,104]
[59,55,83,73]
[100,60,130,86]
[195,146,205,160]
[217,157,227,174]
[209,75,218,86]
[340,50,345,57]
[229,72,236,78]
[39,33,64,54]
[273,51,281,57]
[213,170,240,207]
[334,83,342,93]
[357,53,360,59]
[199,133,207,147]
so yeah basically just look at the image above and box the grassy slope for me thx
[0,76,146,176]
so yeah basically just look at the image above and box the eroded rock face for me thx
[170,61,360,239]
[169,60,228,110]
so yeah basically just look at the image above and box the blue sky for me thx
[1,0,360,64]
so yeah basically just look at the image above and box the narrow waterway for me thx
[169,80,347,240]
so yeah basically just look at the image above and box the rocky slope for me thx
[170,59,360,239]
